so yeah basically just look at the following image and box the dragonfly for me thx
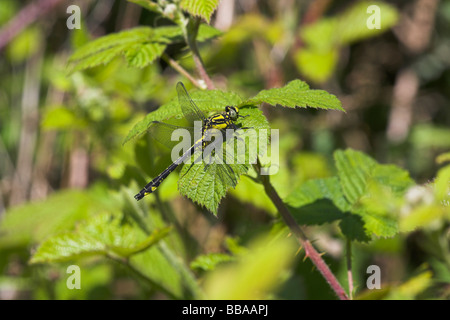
[134,82,247,201]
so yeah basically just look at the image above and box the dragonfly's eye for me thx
[227,106,238,120]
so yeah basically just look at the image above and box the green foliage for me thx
[399,165,450,232]
[241,79,344,111]
[202,234,297,299]
[2,0,449,301]
[190,252,234,271]
[287,149,415,241]
[295,1,399,83]
[0,188,112,248]
[41,105,88,130]
[180,0,220,23]
[127,79,341,213]
[30,213,172,263]
[67,25,221,73]
[123,88,244,144]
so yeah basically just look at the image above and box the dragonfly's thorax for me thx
[205,114,233,130]
[204,106,240,130]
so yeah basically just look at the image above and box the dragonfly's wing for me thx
[176,82,207,124]
[147,121,194,150]
[202,131,248,188]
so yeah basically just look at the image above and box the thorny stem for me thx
[184,18,215,90]
[254,159,349,300]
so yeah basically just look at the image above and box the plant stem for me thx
[346,238,354,299]
[185,18,215,90]
[161,53,203,89]
[254,159,349,300]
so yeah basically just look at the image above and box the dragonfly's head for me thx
[225,106,239,121]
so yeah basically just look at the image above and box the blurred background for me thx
[0,0,449,299]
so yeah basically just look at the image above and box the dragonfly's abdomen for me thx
[134,140,202,201]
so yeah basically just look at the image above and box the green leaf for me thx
[196,24,223,41]
[176,107,268,214]
[286,176,371,242]
[286,149,415,240]
[6,27,43,63]
[190,253,234,271]
[334,149,378,204]
[129,241,201,299]
[335,149,414,204]
[41,106,87,130]
[334,149,414,237]
[296,2,398,83]
[435,165,450,202]
[286,178,346,224]
[241,79,344,112]
[399,204,445,232]
[67,26,176,73]
[178,159,249,214]
[436,152,450,165]
[301,2,399,49]
[30,213,171,263]
[294,48,339,84]
[123,87,243,144]
[123,42,167,68]
[286,177,350,212]
[385,271,433,299]
[339,213,371,242]
[126,86,271,213]
[334,2,399,45]
[411,124,450,149]
[0,188,111,248]
[203,234,296,299]
[180,0,220,23]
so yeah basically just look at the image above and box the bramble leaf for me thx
[29,213,171,263]
[286,149,415,241]
[180,0,220,23]
[68,25,221,73]
[241,79,344,112]
[190,253,235,271]
[334,149,414,238]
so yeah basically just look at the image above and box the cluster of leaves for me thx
[124,79,343,213]
[67,24,222,73]
[287,149,414,242]
[1,0,449,301]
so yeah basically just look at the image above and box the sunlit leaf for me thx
[180,0,220,23]
[203,234,296,299]
[242,79,344,112]
[30,213,171,263]
[190,253,234,271]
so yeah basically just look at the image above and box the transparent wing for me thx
[147,121,194,150]
[202,129,248,188]
[176,82,206,124]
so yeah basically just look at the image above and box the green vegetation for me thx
[0,0,449,300]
